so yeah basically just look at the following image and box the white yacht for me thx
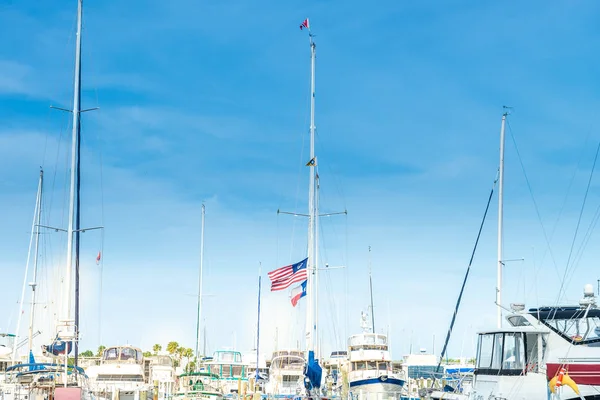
[203,350,248,394]
[265,350,305,396]
[427,285,600,400]
[86,345,152,400]
[347,313,405,400]
[149,355,176,400]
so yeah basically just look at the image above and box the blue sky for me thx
[2,0,600,362]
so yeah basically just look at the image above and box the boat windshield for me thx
[530,307,600,344]
[102,346,143,363]
[271,355,305,370]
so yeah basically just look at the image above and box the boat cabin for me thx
[475,327,543,376]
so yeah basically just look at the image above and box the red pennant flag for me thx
[96,251,101,265]
[300,18,310,30]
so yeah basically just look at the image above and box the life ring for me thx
[379,375,388,382]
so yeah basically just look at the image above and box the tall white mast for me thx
[305,30,317,354]
[314,172,320,358]
[63,0,83,331]
[28,169,44,354]
[496,112,507,329]
[196,203,205,360]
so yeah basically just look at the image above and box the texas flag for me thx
[290,280,307,307]
[300,18,310,30]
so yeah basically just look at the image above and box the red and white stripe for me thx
[268,265,294,282]
[270,269,307,291]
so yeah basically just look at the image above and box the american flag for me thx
[268,258,308,291]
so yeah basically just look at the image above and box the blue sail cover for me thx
[28,350,45,371]
[304,350,322,390]
[43,337,72,356]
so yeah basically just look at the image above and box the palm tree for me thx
[184,347,194,367]
[96,345,106,357]
[167,341,179,355]
[176,346,186,364]
[153,344,162,355]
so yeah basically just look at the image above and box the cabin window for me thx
[476,332,527,376]
[378,362,388,371]
[104,348,119,360]
[121,347,136,361]
[356,362,366,370]
[210,365,220,376]
[477,334,494,369]
[525,333,540,373]
[366,362,377,370]
[221,365,232,378]
[232,366,243,377]
[507,315,530,327]
[490,333,503,370]
[502,333,525,371]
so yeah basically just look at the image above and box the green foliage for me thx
[143,351,152,357]
[152,344,162,355]
[80,350,94,357]
[96,345,106,357]
[186,360,196,373]
[166,342,179,355]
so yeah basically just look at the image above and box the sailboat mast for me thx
[64,0,83,330]
[496,112,507,329]
[368,246,375,333]
[196,204,205,360]
[306,32,317,354]
[255,264,262,385]
[314,172,320,358]
[28,169,44,354]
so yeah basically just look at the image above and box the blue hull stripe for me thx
[349,377,405,388]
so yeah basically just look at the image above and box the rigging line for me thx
[556,139,600,304]
[288,130,307,264]
[314,130,347,210]
[567,199,600,289]
[47,112,69,223]
[506,120,562,281]
[41,106,53,168]
[533,127,593,284]
[433,169,498,379]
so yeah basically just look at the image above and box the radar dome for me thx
[584,284,594,297]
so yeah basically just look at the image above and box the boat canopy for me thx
[530,307,600,344]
